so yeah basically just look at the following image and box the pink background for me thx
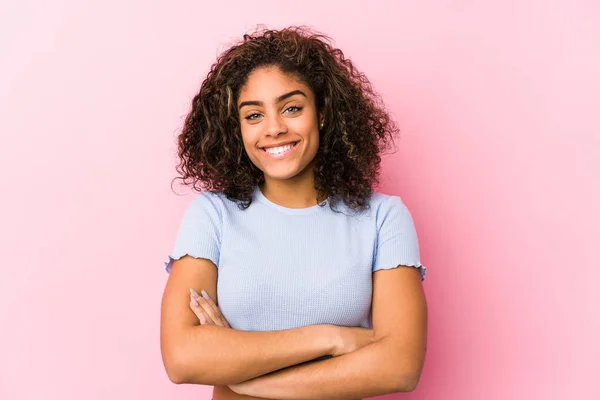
[1,1,598,399]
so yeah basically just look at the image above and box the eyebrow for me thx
[238,90,307,110]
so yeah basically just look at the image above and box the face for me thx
[237,65,321,183]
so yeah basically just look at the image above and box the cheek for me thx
[240,128,255,150]
[308,129,320,150]
[240,129,262,163]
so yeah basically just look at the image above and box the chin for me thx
[262,169,303,181]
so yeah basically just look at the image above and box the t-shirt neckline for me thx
[253,186,328,215]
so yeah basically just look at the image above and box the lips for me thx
[260,141,300,158]
[260,140,299,150]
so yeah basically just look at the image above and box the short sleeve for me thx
[372,196,427,281]
[164,192,222,274]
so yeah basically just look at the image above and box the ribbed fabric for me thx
[165,186,426,331]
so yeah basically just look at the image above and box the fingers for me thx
[199,290,231,328]
[189,297,210,324]
[190,288,230,327]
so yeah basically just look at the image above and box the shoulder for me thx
[367,192,419,236]
[188,190,229,214]
[328,192,405,217]
[177,190,230,229]
[191,189,226,203]
[369,192,410,218]
[369,191,404,208]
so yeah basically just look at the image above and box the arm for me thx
[160,255,337,386]
[232,265,428,399]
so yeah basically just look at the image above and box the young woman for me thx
[160,26,428,400]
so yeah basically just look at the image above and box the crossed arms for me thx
[160,256,427,399]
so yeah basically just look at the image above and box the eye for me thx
[284,106,302,114]
[245,113,263,120]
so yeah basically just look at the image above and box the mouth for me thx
[260,141,300,159]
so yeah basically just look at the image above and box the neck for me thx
[260,167,323,209]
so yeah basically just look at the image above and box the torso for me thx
[212,385,364,400]
[212,385,260,400]
[197,189,409,400]
[214,188,383,332]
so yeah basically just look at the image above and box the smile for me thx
[261,141,299,159]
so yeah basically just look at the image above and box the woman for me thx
[160,26,428,400]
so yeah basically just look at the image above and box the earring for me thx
[320,122,324,129]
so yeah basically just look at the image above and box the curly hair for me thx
[174,25,399,211]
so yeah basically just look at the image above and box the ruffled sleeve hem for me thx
[374,263,427,282]
[164,251,219,274]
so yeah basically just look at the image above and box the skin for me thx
[237,65,324,208]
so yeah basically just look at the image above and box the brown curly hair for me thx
[174,25,399,211]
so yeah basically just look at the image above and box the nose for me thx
[265,113,287,137]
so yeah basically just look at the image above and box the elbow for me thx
[163,351,190,384]
[395,377,419,392]
[166,369,186,385]
[161,341,200,385]
[393,371,422,393]
[162,346,226,386]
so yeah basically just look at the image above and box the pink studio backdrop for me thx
[1,1,598,399]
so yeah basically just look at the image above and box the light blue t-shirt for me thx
[165,186,426,331]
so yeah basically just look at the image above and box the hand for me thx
[189,288,231,328]
[331,326,376,357]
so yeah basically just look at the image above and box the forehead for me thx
[238,66,312,102]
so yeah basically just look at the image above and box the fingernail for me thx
[190,299,199,307]
[201,290,210,300]
[190,288,200,299]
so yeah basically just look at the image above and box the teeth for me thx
[264,143,295,155]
